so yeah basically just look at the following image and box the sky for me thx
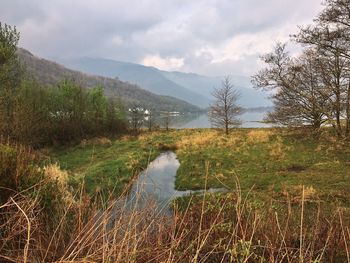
[1,0,324,76]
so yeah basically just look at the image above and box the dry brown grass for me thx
[43,164,69,186]
[43,164,75,205]
[269,136,292,160]
[120,135,134,142]
[176,130,219,149]
[283,185,318,201]
[1,181,350,262]
[225,134,242,147]
[246,129,273,144]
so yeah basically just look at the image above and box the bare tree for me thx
[305,0,350,60]
[251,0,350,138]
[160,111,173,131]
[252,44,328,131]
[147,110,153,131]
[209,76,241,135]
[128,106,144,134]
[295,0,350,137]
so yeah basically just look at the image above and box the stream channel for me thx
[120,151,226,215]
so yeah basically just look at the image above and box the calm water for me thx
[173,111,272,129]
[126,152,225,215]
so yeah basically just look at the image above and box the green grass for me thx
[171,128,350,204]
[49,128,350,205]
[50,136,160,195]
[140,128,350,205]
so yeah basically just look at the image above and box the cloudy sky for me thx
[1,0,323,76]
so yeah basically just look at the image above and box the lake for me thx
[171,110,272,129]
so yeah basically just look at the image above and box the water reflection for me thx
[126,152,225,215]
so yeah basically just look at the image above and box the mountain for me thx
[58,57,271,108]
[17,49,200,113]
[160,71,271,108]
[58,58,210,108]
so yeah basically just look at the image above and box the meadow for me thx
[51,128,350,206]
[2,127,350,262]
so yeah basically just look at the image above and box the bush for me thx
[0,143,72,219]
[0,143,39,203]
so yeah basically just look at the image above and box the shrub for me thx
[0,143,39,203]
[0,142,74,225]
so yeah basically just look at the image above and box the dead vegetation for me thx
[1,182,350,262]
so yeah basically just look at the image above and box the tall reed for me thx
[1,178,350,262]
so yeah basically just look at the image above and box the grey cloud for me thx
[182,52,261,77]
[0,0,323,76]
[1,0,46,24]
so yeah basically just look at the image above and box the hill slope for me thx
[59,57,210,108]
[17,49,200,113]
[58,57,271,108]
[160,71,271,108]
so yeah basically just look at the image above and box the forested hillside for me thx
[60,57,271,108]
[17,49,200,113]
[60,57,210,108]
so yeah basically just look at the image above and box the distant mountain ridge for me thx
[58,57,210,108]
[160,71,271,108]
[58,57,271,108]
[17,48,200,113]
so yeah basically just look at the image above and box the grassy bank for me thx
[172,128,350,205]
[51,128,350,205]
[50,136,161,196]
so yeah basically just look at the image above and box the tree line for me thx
[0,23,127,146]
[253,0,350,138]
